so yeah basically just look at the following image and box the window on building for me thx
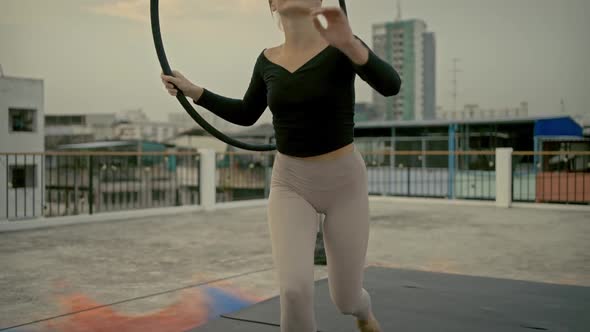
[9,108,37,132]
[46,116,57,126]
[9,165,36,188]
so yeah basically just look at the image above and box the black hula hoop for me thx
[150,0,348,151]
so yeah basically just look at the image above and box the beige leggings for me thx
[267,144,372,332]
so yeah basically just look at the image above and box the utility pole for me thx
[451,58,462,114]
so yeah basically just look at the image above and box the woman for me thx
[161,0,401,331]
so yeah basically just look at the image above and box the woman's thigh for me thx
[321,161,369,297]
[267,184,319,287]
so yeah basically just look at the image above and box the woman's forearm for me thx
[187,84,204,101]
[339,37,369,66]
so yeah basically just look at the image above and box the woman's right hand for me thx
[160,70,203,101]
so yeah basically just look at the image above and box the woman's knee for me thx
[282,283,313,307]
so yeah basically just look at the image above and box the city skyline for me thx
[1,0,588,124]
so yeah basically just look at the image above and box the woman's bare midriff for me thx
[290,143,355,161]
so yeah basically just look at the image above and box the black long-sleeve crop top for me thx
[193,36,401,157]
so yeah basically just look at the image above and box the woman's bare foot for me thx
[356,311,382,332]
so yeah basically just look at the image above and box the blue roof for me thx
[534,117,583,137]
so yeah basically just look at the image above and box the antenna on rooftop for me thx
[451,58,462,114]
[560,98,566,114]
[396,0,402,21]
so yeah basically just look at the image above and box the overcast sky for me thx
[1,0,588,125]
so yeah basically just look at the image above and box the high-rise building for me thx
[422,32,436,120]
[354,102,377,123]
[372,18,436,121]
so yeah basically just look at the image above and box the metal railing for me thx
[513,151,590,204]
[1,152,201,220]
[362,150,496,200]
[213,149,498,202]
[1,153,43,220]
[215,151,274,203]
[3,149,589,221]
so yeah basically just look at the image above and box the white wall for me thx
[168,135,228,153]
[113,122,191,142]
[86,113,116,140]
[0,76,45,220]
[0,77,44,153]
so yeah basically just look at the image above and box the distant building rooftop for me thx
[175,123,274,140]
[56,140,175,151]
[355,115,577,128]
[0,75,44,82]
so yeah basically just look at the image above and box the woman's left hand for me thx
[310,7,355,51]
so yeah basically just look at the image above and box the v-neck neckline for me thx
[261,45,332,75]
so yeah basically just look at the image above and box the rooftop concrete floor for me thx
[1,199,589,330]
